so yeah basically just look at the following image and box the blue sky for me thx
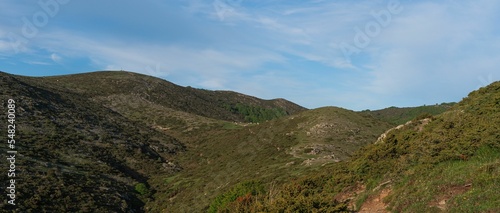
[0,0,499,110]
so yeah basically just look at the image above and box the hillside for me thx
[0,72,185,212]
[0,70,393,212]
[0,70,312,212]
[3,69,496,212]
[146,106,391,212]
[361,103,455,125]
[225,81,500,212]
[36,71,306,123]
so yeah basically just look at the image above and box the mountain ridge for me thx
[34,70,307,123]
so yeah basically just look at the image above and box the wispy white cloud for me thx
[1,0,499,110]
[360,0,500,102]
[25,60,51,66]
[50,53,62,63]
[0,40,11,53]
[33,29,285,89]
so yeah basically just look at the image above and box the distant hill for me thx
[361,103,455,125]
[227,81,500,212]
[37,71,306,123]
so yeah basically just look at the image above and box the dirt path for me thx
[358,188,391,213]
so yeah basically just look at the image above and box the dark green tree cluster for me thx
[226,103,288,123]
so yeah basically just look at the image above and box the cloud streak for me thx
[0,0,499,110]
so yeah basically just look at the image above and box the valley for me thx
[1,70,498,212]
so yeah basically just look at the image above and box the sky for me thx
[0,0,499,110]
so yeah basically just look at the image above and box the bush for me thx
[208,181,265,213]
[135,183,149,196]
[226,103,288,123]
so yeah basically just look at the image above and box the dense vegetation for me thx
[0,72,184,212]
[211,82,500,212]
[0,71,307,212]
[1,70,497,212]
[225,103,288,123]
[148,106,391,212]
[208,181,266,213]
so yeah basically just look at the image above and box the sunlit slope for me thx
[215,81,500,212]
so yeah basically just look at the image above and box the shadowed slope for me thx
[0,71,184,212]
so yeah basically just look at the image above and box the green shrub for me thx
[135,183,149,196]
[208,181,265,213]
[226,103,288,123]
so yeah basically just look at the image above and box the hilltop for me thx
[36,71,306,123]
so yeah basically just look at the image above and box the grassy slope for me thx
[0,70,311,212]
[0,72,184,212]
[228,82,500,212]
[148,107,391,212]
